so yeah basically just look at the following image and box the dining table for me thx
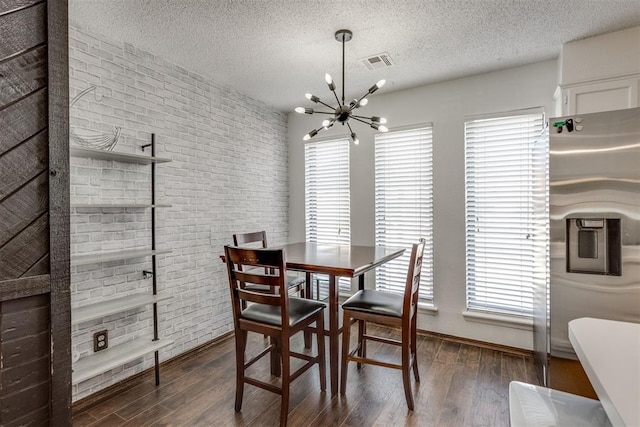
[221,242,405,395]
[568,317,640,427]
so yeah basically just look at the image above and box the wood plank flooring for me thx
[72,324,539,426]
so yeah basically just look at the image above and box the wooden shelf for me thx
[72,293,172,325]
[70,146,171,164]
[71,203,172,208]
[71,248,171,266]
[72,338,174,384]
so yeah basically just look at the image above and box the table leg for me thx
[328,274,339,395]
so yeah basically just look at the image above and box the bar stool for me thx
[509,381,612,427]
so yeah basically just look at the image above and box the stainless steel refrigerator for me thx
[534,107,640,387]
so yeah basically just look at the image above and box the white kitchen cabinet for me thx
[558,76,639,115]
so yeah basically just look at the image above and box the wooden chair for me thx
[339,239,425,410]
[224,245,326,426]
[233,231,306,298]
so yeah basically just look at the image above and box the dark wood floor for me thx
[73,324,538,426]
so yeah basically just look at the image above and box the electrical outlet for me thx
[93,330,108,352]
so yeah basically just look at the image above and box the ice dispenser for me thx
[566,218,621,275]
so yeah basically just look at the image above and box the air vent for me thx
[361,52,394,71]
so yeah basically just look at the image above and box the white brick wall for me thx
[69,23,290,400]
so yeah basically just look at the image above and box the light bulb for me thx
[360,98,368,106]
[306,93,320,103]
[303,129,318,141]
[368,79,387,94]
[351,132,359,145]
[322,119,331,127]
[371,122,389,132]
[380,117,387,124]
[295,107,305,114]
[325,74,333,84]
[371,116,387,124]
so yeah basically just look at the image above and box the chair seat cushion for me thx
[342,289,403,318]
[242,297,325,327]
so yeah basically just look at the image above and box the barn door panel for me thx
[0,0,70,425]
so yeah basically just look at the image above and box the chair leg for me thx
[234,329,248,412]
[316,314,326,391]
[411,314,420,382]
[271,336,282,377]
[280,338,290,427]
[401,327,415,411]
[340,310,351,396]
[357,320,367,369]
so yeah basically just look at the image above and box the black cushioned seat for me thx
[341,289,403,318]
[242,297,325,327]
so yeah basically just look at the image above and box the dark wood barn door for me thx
[0,0,70,424]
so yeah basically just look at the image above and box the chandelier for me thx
[296,29,388,144]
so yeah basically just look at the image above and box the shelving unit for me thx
[70,134,172,386]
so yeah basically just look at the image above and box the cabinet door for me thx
[564,78,639,115]
[0,0,70,424]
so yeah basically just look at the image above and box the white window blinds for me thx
[305,138,351,293]
[374,126,434,303]
[464,110,548,317]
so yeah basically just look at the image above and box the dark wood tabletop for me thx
[276,242,405,278]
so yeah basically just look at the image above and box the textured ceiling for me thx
[69,0,640,112]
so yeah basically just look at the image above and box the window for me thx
[464,110,548,317]
[375,126,434,304]
[305,138,351,293]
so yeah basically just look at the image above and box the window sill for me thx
[418,302,438,315]
[462,310,533,331]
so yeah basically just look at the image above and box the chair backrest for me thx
[403,239,426,318]
[224,245,289,326]
[232,231,268,248]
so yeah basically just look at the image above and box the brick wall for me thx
[69,23,289,400]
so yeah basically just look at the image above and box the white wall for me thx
[288,59,558,350]
[69,23,290,400]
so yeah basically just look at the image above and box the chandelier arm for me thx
[350,116,373,126]
[351,114,375,120]
[316,99,335,109]
[330,88,341,106]
[313,111,338,115]
[347,122,355,133]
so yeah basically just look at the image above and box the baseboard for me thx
[72,331,234,413]
[417,328,534,357]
